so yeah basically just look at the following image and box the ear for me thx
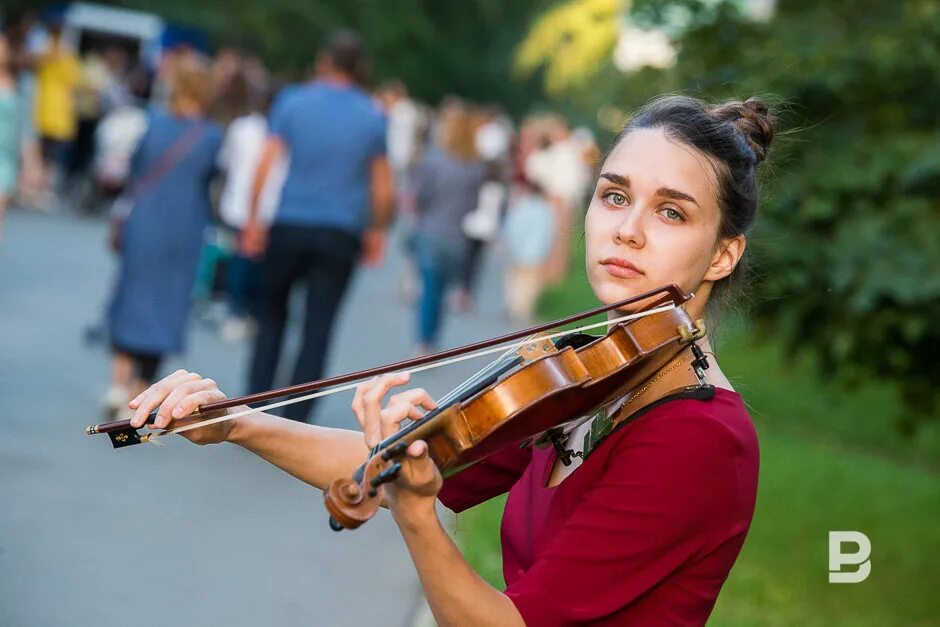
[704,236,746,282]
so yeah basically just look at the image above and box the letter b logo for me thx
[829,531,871,583]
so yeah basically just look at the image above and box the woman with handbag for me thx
[103,59,222,420]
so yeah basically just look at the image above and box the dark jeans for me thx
[249,224,360,422]
[227,252,260,317]
[414,233,468,347]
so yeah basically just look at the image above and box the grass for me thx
[449,264,940,625]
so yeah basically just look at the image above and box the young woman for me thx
[129,95,771,625]
[410,104,486,353]
[104,60,222,419]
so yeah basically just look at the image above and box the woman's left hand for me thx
[351,372,442,525]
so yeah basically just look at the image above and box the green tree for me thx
[532,0,940,432]
[93,0,546,113]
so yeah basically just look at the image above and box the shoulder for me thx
[596,389,760,531]
[615,388,756,456]
[599,389,759,502]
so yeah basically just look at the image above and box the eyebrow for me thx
[656,187,699,207]
[600,172,629,187]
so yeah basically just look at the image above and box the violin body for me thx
[325,291,704,530]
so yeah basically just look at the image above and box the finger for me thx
[131,369,192,427]
[130,368,188,412]
[172,387,227,421]
[154,375,211,429]
[361,373,411,446]
[351,377,378,430]
[407,440,428,459]
[389,388,437,413]
[378,401,423,440]
[402,440,437,488]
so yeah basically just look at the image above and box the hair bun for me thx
[710,97,774,164]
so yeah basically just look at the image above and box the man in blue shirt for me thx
[241,30,394,422]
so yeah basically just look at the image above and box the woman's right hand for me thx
[128,369,237,445]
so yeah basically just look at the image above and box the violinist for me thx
[127,95,771,626]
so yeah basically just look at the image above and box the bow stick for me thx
[86,284,692,448]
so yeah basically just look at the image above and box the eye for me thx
[658,206,685,222]
[603,191,628,207]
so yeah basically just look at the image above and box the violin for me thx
[86,284,707,531]
[323,284,707,530]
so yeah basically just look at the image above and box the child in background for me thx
[216,83,285,341]
[502,181,555,322]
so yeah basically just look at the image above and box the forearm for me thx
[370,157,394,228]
[227,411,369,491]
[248,138,282,224]
[396,509,524,627]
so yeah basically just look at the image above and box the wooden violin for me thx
[323,284,706,531]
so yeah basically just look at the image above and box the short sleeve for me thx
[505,416,740,626]
[267,91,293,141]
[370,112,388,158]
[438,443,532,513]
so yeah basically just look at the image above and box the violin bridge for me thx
[515,333,558,363]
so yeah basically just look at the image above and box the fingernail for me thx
[172,407,182,418]
[128,399,139,408]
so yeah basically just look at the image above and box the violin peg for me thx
[381,441,409,461]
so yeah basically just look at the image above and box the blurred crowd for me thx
[0,11,599,424]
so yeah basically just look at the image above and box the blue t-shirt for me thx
[269,81,387,234]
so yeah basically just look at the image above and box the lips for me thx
[600,257,644,279]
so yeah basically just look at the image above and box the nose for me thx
[615,206,645,249]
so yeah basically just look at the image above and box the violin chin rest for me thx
[553,333,597,351]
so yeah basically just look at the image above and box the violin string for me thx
[434,335,534,406]
[150,304,676,443]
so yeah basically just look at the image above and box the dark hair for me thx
[323,29,368,86]
[609,95,774,317]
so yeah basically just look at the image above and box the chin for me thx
[590,276,648,309]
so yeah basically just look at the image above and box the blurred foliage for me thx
[69,0,549,114]
[546,0,940,433]
[514,0,622,95]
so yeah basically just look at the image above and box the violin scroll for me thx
[324,441,411,531]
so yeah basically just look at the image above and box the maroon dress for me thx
[438,387,759,626]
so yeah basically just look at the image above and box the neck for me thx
[173,101,202,118]
[318,71,353,88]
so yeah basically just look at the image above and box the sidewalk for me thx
[0,207,514,627]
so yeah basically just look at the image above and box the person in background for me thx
[92,66,149,199]
[457,158,507,310]
[410,104,486,354]
[32,15,82,201]
[241,30,393,422]
[216,79,285,342]
[0,34,25,243]
[104,60,222,419]
[501,180,555,322]
[454,106,513,311]
[524,115,592,286]
[3,10,44,209]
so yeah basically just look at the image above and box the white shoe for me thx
[220,316,257,343]
[103,386,130,420]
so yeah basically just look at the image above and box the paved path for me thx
[0,208,514,626]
